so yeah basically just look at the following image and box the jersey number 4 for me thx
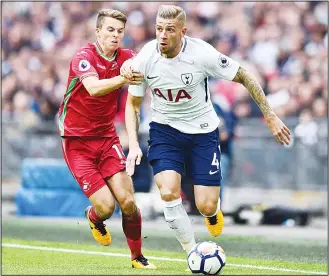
[153,88,191,102]
[212,152,220,169]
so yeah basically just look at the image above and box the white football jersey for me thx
[129,36,240,134]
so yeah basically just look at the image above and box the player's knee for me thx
[119,196,136,215]
[157,182,180,202]
[94,200,115,218]
[198,202,217,217]
[160,191,180,202]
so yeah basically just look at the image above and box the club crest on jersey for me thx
[218,55,230,68]
[181,73,193,86]
[79,60,91,71]
[82,180,90,191]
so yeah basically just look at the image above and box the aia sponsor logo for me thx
[152,88,191,102]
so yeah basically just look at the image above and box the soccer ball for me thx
[187,241,226,275]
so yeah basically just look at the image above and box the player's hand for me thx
[126,144,143,176]
[120,59,134,80]
[265,115,291,145]
[125,72,144,85]
[220,131,229,141]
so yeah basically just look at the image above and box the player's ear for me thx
[182,27,187,36]
[95,28,100,38]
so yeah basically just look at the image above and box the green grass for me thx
[2,238,328,275]
[2,242,186,275]
[2,218,328,275]
[3,218,327,263]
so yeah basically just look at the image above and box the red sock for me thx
[88,206,104,224]
[122,208,142,260]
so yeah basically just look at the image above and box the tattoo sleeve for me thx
[232,66,275,119]
[125,94,143,147]
[134,110,140,133]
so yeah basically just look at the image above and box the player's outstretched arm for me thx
[125,93,144,176]
[232,66,291,145]
[82,74,143,97]
[120,58,134,80]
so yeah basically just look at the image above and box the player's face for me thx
[156,17,187,58]
[96,17,125,52]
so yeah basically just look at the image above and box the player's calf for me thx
[85,206,112,246]
[198,199,224,237]
[84,185,116,245]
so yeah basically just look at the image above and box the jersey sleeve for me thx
[128,46,148,97]
[71,50,99,82]
[124,49,137,60]
[202,41,240,81]
[118,48,137,65]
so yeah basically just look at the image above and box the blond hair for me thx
[157,5,186,24]
[96,9,127,28]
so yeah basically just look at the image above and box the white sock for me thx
[200,198,221,217]
[163,197,196,253]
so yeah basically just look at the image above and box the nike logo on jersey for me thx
[147,75,158,79]
[209,170,220,175]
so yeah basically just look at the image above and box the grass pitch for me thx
[2,217,327,275]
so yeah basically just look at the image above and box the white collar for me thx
[155,36,188,61]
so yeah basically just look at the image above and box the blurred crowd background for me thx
[2,2,328,214]
[2,1,328,126]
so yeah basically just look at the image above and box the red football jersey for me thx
[58,41,135,137]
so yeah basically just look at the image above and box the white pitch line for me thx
[2,243,327,275]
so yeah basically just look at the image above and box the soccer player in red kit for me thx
[58,9,156,269]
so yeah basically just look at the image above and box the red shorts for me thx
[61,137,126,197]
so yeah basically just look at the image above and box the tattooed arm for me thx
[125,93,144,176]
[232,66,291,145]
[232,67,275,118]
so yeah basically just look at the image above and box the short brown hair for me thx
[157,5,186,24]
[96,9,127,28]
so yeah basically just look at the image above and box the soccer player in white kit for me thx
[121,5,291,254]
